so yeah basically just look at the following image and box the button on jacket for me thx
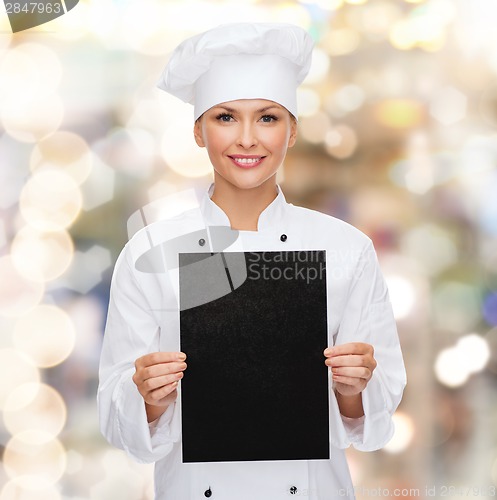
[97,183,407,500]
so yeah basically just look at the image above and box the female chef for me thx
[97,22,406,500]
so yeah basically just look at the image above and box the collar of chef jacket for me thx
[200,182,288,231]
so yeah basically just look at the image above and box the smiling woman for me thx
[192,99,297,230]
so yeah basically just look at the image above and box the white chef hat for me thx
[156,22,314,121]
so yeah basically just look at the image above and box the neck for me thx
[210,175,278,231]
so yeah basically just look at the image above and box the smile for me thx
[228,156,266,168]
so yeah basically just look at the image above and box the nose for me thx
[236,121,258,149]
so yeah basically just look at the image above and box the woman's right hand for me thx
[133,351,187,422]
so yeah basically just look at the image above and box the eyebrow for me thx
[214,105,282,113]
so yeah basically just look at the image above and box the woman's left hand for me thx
[324,342,377,397]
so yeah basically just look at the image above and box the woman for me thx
[98,22,406,499]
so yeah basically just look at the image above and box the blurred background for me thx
[1,0,497,498]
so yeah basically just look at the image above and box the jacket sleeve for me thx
[334,239,407,451]
[97,245,180,464]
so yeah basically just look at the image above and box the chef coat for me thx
[97,183,406,500]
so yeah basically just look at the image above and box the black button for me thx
[204,487,212,497]
[280,234,287,242]
[290,485,298,494]
[199,238,206,246]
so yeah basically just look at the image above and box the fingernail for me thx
[178,353,186,361]
[324,347,333,356]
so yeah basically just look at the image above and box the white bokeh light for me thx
[385,275,416,320]
[384,411,415,453]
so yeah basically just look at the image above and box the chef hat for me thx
[156,22,314,121]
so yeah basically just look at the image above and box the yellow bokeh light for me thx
[19,170,83,231]
[373,99,424,128]
[0,349,40,410]
[13,304,76,368]
[30,131,93,185]
[0,256,44,318]
[0,481,62,500]
[4,431,66,490]
[1,94,64,143]
[322,28,361,56]
[4,383,67,441]
[345,0,368,5]
[272,3,312,28]
[11,226,74,283]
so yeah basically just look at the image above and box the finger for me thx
[332,374,367,389]
[331,366,372,380]
[325,354,374,369]
[324,342,373,358]
[140,361,187,382]
[145,381,179,405]
[136,351,186,369]
[142,371,184,392]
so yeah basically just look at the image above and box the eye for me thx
[215,113,234,122]
[260,114,278,123]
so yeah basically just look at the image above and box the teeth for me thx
[232,157,261,164]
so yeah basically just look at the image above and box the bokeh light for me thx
[0,481,62,500]
[297,88,321,117]
[373,99,424,129]
[3,432,66,490]
[0,349,40,410]
[3,383,67,441]
[305,47,331,84]
[384,411,415,453]
[0,256,44,318]
[322,28,361,56]
[429,86,467,125]
[324,125,358,159]
[160,115,212,178]
[299,111,332,144]
[19,170,83,232]
[11,226,74,283]
[1,94,64,143]
[385,275,416,320]
[435,334,490,388]
[30,131,93,185]
[12,304,76,368]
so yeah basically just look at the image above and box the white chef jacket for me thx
[97,183,406,500]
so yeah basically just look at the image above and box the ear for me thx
[193,119,205,148]
[287,119,298,148]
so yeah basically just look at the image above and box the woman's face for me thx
[193,99,297,191]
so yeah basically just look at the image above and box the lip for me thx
[228,155,266,169]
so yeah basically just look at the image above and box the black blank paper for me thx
[179,250,329,463]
